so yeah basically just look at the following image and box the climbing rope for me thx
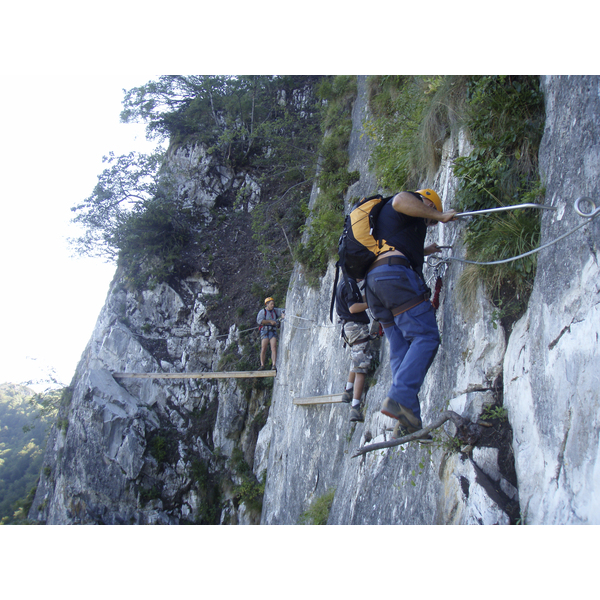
[287,314,341,331]
[427,196,599,269]
[214,315,340,338]
[215,326,260,338]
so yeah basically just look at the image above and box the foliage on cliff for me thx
[453,76,545,321]
[295,76,360,285]
[366,75,469,190]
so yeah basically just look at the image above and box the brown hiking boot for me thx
[392,421,433,443]
[341,389,353,403]
[391,422,409,439]
[349,405,364,422]
[380,397,422,433]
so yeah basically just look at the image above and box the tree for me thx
[70,150,165,261]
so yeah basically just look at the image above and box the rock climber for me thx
[256,297,285,370]
[335,275,374,422]
[364,189,456,439]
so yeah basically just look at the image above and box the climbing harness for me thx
[427,197,599,269]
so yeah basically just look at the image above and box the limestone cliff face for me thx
[30,76,600,525]
[503,76,600,524]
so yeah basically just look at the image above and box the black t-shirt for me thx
[336,278,369,324]
[376,195,427,277]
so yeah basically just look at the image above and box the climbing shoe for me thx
[349,405,364,422]
[417,433,433,444]
[341,389,353,403]
[380,397,422,433]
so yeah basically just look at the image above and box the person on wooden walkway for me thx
[256,297,285,370]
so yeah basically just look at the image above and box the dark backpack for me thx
[330,194,395,321]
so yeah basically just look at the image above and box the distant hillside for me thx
[0,383,56,523]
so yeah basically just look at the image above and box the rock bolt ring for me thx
[574,196,600,218]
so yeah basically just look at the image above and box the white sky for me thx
[0,72,161,389]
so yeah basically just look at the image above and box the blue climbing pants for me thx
[366,264,440,420]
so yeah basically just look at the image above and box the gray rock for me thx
[503,77,600,524]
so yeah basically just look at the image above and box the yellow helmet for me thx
[264,297,274,305]
[416,189,442,212]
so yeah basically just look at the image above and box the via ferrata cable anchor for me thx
[574,196,600,218]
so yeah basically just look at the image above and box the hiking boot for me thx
[380,397,422,433]
[392,422,433,443]
[341,389,353,403]
[349,405,364,422]
[257,365,265,371]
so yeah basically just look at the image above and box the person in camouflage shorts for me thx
[335,277,373,422]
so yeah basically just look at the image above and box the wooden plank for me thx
[293,393,344,405]
[113,370,277,380]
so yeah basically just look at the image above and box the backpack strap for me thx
[330,260,341,323]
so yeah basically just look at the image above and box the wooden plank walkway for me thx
[293,393,344,405]
[113,370,277,380]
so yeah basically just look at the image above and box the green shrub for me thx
[234,475,265,513]
[481,405,508,422]
[190,458,222,524]
[148,434,170,464]
[229,446,251,476]
[298,488,336,525]
[191,459,210,489]
[114,199,194,289]
[139,486,161,505]
[228,447,266,514]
